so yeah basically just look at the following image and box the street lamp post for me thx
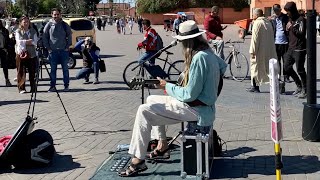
[302,0,319,141]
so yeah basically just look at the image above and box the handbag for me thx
[19,51,29,61]
[99,58,106,72]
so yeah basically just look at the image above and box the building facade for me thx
[250,0,320,17]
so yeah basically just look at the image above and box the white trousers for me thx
[128,95,198,160]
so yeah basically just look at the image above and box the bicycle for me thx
[210,39,249,82]
[123,50,184,90]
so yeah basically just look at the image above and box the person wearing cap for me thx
[118,20,227,177]
[74,37,100,84]
[204,6,226,60]
[283,2,307,98]
[173,15,182,35]
[270,4,289,84]
[15,15,38,94]
[247,8,277,93]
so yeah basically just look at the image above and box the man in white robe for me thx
[247,8,277,93]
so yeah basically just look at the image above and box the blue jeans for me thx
[76,62,99,79]
[137,51,157,65]
[211,39,225,60]
[49,50,69,88]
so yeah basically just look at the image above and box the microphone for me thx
[160,40,179,52]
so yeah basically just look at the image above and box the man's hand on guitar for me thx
[156,77,166,89]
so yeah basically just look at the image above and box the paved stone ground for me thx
[0,23,320,180]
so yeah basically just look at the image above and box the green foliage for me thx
[38,0,58,14]
[10,4,24,19]
[137,0,180,14]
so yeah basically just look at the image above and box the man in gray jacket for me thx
[43,8,72,92]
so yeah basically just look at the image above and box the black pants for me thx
[0,48,9,80]
[275,44,288,76]
[283,49,306,88]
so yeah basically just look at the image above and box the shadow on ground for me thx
[0,100,49,106]
[0,153,81,174]
[212,146,320,179]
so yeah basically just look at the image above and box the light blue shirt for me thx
[165,49,227,126]
[275,17,288,44]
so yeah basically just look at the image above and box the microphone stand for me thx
[140,40,178,104]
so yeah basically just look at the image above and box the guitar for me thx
[128,72,223,96]
[128,72,185,90]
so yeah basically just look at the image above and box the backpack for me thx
[212,129,224,157]
[156,34,164,51]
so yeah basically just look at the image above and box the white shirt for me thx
[15,29,38,54]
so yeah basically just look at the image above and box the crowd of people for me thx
[248,2,308,99]
[0,8,102,94]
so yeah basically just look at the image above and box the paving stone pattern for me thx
[0,24,320,180]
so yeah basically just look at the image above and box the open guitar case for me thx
[0,115,55,169]
[0,73,55,169]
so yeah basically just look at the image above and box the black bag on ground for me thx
[99,58,106,72]
[12,129,55,168]
[212,129,223,157]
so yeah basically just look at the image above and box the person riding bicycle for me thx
[204,6,226,60]
[137,19,158,66]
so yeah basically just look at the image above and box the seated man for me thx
[137,19,158,65]
[74,37,100,84]
[204,6,226,60]
[118,20,227,177]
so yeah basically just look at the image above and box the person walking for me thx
[120,18,126,35]
[204,6,226,60]
[173,15,182,35]
[247,8,277,93]
[43,8,72,92]
[0,20,12,86]
[283,2,307,98]
[270,4,289,83]
[137,17,143,33]
[15,15,38,94]
[74,37,100,84]
[128,18,134,34]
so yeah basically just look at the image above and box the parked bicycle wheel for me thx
[167,60,184,81]
[229,52,249,82]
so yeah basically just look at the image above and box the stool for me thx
[180,121,213,180]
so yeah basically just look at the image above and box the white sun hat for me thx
[174,20,206,41]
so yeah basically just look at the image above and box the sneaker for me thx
[298,89,307,99]
[48,87,56,92]
[83,78,90,84]
[5,79,12,87]
[292,87,302,96]
[19,90,26,94]
[63,86,69,92]
[93,78,100,84]
[246,86,260,93]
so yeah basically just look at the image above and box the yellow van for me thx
[63,17,96,49]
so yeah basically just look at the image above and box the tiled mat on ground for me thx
[90,148,181,180]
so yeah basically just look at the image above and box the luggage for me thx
[180,123,214,179]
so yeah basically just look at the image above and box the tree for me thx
[38,0,58,14]
[16,0,39,16]
[9,4,24,18]
[137,0,182,14]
